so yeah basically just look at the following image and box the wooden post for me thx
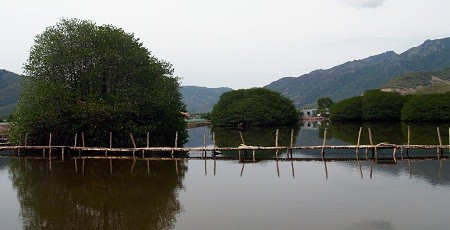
[275,129,279,157]
[356,127,362,161]
[18,134,21,157]
[130,133,137,158]
[146,132,150,148]
[212,132,216,157]
[437,127,443,158]
[406,126,410,157]
[48,133,52,161]
[290,129,294,158]
[203,131,207,158]
[109,132,113,148]
[407,126,411,145]
[392,146,397,163]
[252,149,256,162]
[239,131,245,145]
[130,133,136,149]
[61,147,65,161]
[74,133,78,147]
[82,132,85,147]
[368,128,376,162]
[321,128,327,157]
[171,131,178,157]
[238,149,241,161]
[275,129,279,147]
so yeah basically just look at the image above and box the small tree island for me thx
[10,18,187,147]
[210,88,299,127]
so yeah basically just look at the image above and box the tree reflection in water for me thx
[9,159,186,230]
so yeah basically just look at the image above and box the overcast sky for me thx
[2,0,450,89]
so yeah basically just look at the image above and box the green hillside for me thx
[180,86,232,114]
[0,69,22,117]
[382,67,450,94]
[265,38,450,108]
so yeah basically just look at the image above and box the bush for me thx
[211,88,298,126]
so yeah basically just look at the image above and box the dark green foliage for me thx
[331,90,406,121]
[329,96,362,121]
[401,92,450,122]
[331,90,449,122]
[211,88,299,126]
[10,18,186,147]
[0,69,22,117]
[317,97,333,115]
[361,90,406,121]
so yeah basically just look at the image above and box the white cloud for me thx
[337,0,386,8]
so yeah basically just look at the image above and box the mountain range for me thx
[265,37,450,107]
[180,86,232,114]
[0,69,22,117]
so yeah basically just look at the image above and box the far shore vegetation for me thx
[330,89,450,122]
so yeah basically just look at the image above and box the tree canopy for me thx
[317,97,333,115]
[10,18,186,147]
[210,88,299,127]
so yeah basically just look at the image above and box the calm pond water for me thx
[1,122,449,230]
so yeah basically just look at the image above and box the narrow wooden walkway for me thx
[1,126,449,163]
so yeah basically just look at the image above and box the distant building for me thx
[300,108,317,118]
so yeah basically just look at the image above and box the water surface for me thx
[1,123,449,229]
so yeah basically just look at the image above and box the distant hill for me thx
[0,69,22,117]
[265,38,450,108]
[382,67,450,94]
[180,86,232,114]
